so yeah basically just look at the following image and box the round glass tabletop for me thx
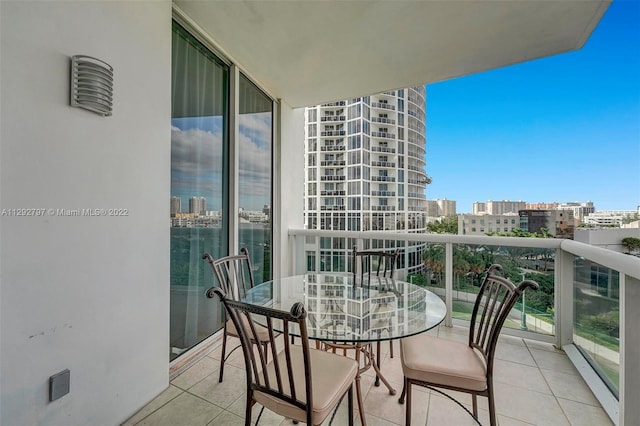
[242,273,447,343]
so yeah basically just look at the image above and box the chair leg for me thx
[375,341,381,386]
[389,340,394,358]
[398,378,406,404]
[472,394,478,418]
[244,393,253,426]
[348,384,354,426]
[488,386,497,426]
[405,379,412,426]
[218,330,228,383]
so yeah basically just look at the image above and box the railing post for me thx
[555,248,574,348]
[620,274,640,425]
[445,242,453,327]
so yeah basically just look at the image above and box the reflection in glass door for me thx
[170,22,229,360]
[238,74,273,286]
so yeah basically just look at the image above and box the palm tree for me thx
[422,245,445,286]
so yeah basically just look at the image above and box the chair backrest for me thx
[469,264,539,374]
[352,246,399,282]
[203,247,254,301]
[208,287,315,425]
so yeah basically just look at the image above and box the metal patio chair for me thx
[203,248,270,383]
[208,286,358,426]
[352,246,400,384]
[398,264,539,425]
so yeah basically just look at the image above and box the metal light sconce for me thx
[70,55,113,116]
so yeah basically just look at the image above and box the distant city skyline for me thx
[425,0,639,213]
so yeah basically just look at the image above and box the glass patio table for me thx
[241,273,447,426]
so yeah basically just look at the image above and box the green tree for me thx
[422,244,445,286]
[621,237,640,254]
[427,216,458,234]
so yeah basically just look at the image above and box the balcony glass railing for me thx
[573,257,620,396]
[287,228,640,425]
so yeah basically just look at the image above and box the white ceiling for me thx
[175,0,610,108]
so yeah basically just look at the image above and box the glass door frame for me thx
[171,7,280,365]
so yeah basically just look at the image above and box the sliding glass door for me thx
[170,21,273,360]
[170,22,229,360]
[238,74,273,285]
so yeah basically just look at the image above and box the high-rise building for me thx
[170,196,181,216]
[473,200,526,215]
[426,199,456,217]
[188,196,206,216]
[304,88,429,275]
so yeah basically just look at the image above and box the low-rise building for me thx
[519,209,574,238]
[585,210,638,227]
[458,213,520,235]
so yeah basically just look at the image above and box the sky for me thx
[425,0,640,213]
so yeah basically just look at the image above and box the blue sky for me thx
[425,0,640,213]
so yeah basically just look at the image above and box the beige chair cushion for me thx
[226,318,271,343]
[254,346,358,425]
[401,333,487,392]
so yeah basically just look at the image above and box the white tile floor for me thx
[123,325,613,426]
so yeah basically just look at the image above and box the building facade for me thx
[557,201,595,224]
[585,210,638,227]
[427,198,457,217]
[304,88,429,275]
[473,200,526,215]
[527,201,595,225]
[458,213,520,235]
[170,196,181,215]
[519,209,575,238]
[188,196,206,215]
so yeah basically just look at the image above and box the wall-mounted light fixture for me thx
[70,55,113,116]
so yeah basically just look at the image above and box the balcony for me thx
[285,229,639,426]
[3,2,617,426]
[371,146,396,153]
[407,123,425,133]
[320,145,345,152]
[408,192,426,199]
[408,134,426,145]
[128,323,613,426]
[371,176,396,182]
[320,130,346,137]
[371,116,396,125]
[371,190,396,197]
[371,131,396,139]
[320,160,346,167]
[370,101,396,111]
[128,230,630,425]
[320,115,346,122]
[320,175,346,181]
[371,161,396,168]
[321,101,346,107]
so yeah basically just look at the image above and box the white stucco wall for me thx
[0,2,171,425]
[574,228,640,253]
[275,101,305,278]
